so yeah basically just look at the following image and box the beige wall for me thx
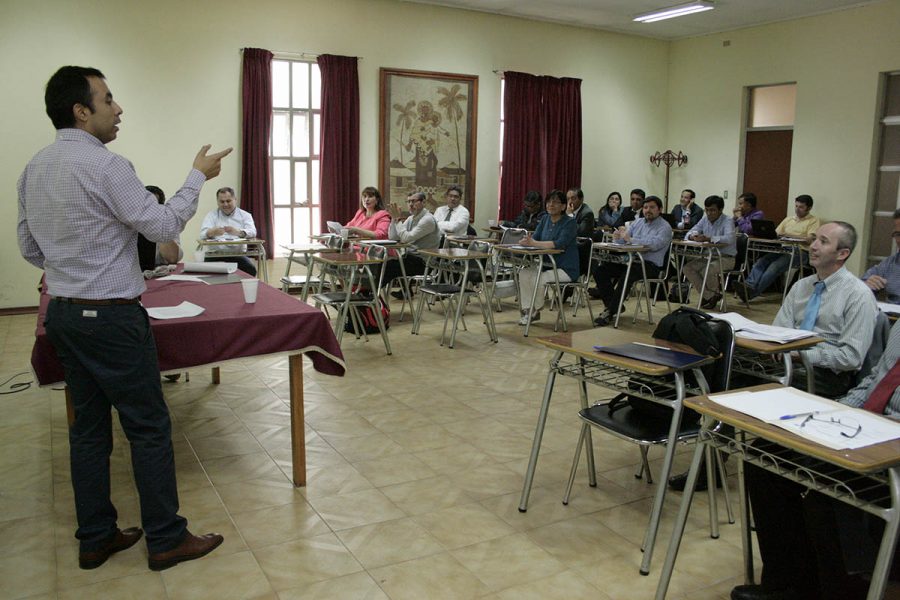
[2,0,897,307]
[667,0,900,274]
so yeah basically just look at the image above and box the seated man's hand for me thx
[207,226,225,238]
[692,234,711,242]
[865,275,887,291]
[387,203,402,220]
[223,226,241,236]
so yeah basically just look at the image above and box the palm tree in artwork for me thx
[437,84,466,174]
[393,100,416,164]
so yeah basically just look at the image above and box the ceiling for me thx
[401,0,880,40]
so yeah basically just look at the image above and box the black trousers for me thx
[382,254,427,285]
[205,255,257,276]
[593,261,661,315]
[45,300,187,553]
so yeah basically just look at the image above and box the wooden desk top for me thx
[688,384,900,472]
[418,248,493,260]
[735,334,824,353]
[199,238,265,246]
[314,251,381,265]
[495,244,563,255]
[592,242,650,253]
[671,239,726,248]
[281,243,328,253]
[446,235,498,244]
[534,329,712,376]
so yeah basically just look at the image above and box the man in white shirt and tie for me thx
[432,185,469,240]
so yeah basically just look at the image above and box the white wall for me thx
[1,0,667,308]
[666,0,900,274]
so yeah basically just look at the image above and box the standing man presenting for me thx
[18,66,231,571]
[200,186,258,276]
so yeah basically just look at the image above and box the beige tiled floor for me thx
[0,265,787,599]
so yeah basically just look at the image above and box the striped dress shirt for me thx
[840,320,900,416]
[773,267,877,373]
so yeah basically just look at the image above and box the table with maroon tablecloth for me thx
[31,273,345,486]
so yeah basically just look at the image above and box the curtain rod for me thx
[240,48,363,60]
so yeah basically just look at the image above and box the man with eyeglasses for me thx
[861,208,900,304]
[731,320,900,600]
[384,191,439,294]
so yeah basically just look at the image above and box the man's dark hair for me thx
[682,189,695,200]
[567,188,584,200]
[832,221,857,256]
[446,185,463,197]
[796,194,814,209]
[408,191,426,202]
[739,192,758,208]
[524,190,543,205]
[546,189,566,204]
[217,187,236,197]
[45,66,105,129]
[630,188,646,200]
[704,195,725,210]
[145,185,166,205]
[644,195,663,210]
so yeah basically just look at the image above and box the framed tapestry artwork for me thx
[379,68,478,216]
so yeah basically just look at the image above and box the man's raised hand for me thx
[193,145,234,180]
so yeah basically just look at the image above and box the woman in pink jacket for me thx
[346,186,391,239]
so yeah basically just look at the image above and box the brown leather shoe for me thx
[148,532,224,571]
[79,527,144,569]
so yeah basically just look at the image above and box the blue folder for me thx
[593,343,708,369]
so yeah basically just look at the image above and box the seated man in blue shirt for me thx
[683,195,737,309]
[591,196,672,327]
[862,208,900,304]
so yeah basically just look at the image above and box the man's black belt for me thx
[51,296,141,306]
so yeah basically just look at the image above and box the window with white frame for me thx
[271,59,321,255]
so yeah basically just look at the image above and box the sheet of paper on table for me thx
[182,261,237,274]
[146,301,205,320]
[707,312,817,343]
[158,274,209,284]
[877,302,900,316]
[709,388,900,450]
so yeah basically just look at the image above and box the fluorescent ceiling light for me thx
[634,1,714,23]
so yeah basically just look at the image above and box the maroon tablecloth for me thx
[31,275,345,386]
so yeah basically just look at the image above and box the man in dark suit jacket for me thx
[671,188,703,230]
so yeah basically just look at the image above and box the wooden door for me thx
[742,130,793,223]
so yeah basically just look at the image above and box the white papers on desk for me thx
[182,261,237,274]
[146,301,205,320]
[878,302,900,316]
[157,274,210,284]
[361,239,399,245]
[595,242,643,249]
[326,221,343,234]
[709,387,900,449]
[707,312,817,344]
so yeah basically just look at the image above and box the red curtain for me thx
[543,76,582,194]
[240,48,274,250]
[498,71,582,220]
[317,54,359,229]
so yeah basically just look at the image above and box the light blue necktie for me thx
[800,281,825,331]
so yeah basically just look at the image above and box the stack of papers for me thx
[146,301,205,320]
[182,262,238,274]
[709,387,900,450]
[708,312,817,344]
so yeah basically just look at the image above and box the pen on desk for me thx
[779,411,820,420]
[633,342,672,351]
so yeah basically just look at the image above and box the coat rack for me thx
[649,150,688,212]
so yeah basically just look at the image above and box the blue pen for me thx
[779,411,820,420]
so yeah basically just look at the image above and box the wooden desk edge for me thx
[533,336,713,376]
[736,335,825,353]
[686,384,900,472]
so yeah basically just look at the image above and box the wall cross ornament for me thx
[649,150,688,212]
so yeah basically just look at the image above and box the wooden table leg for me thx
[289,354,306,486]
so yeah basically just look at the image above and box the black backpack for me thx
[608,307,721,423]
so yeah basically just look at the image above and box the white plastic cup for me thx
[194,250,205,262]
[340,228,350,241]
[241,278,259,303]
[488,219,498,227]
